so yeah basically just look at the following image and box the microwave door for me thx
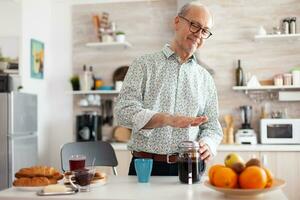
[266,124,295,144]
[267,124,293,138]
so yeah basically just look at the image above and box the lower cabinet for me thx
[261,152,300,200]
[115,150,132,176]
[113,149,299,200]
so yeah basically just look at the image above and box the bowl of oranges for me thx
[205,153,286,197]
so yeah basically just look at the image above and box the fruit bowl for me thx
[204,179,286,197]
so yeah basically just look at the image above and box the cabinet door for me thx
[115,150,132,176]
[262,152,300,200]
[95,150,132,176]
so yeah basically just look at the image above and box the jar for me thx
[177,141,206,184]
[289,17,297,34]
[283,73,292,85]
[282,18,290,34]
[273,74,283,86]
[292,70,300,85]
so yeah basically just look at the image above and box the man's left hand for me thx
[199,142,211,163]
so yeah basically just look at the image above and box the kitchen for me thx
[0,0,299,199]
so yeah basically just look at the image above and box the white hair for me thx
[178,1,214,26]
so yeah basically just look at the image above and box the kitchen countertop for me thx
[0,176,287,200]
[111,143,300,152]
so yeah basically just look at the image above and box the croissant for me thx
[13,177,50,187]
[15,166,63,179]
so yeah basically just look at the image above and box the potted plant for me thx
[115,31,126,43]
[70,75,80,91]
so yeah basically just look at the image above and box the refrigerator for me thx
[0,92,38,190]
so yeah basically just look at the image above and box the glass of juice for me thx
[69,154,86,171]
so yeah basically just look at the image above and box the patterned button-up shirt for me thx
[114,44,222,156]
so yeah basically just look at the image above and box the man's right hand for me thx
[167,115,208,128]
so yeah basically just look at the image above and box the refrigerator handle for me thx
[8,132,37,139]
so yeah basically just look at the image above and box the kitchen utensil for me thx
[79,127,90,141]
[105,100,113,126]
[78,99,89,107]
[236,106,257,145]
[240,106,252,129]
[115,81,123,91]
[221,127,228,144]
[224,115,233,128]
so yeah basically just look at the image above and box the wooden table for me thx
[0,176,287,200]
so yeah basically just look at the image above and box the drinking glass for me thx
[69,154,86,171]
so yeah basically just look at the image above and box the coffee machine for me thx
[235,105,257,144]
[76,112,102,142]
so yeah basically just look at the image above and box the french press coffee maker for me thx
[178,141,206,184]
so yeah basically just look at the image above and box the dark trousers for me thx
[128,156,178,176]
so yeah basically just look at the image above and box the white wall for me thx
[0,0,21,58]
[0,0,21,37]
[20,0,73,169]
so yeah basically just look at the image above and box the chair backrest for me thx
[60,141,118,175]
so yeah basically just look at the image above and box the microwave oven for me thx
[260,119,300,144]
[0,74,21,92]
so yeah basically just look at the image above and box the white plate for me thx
[13,186,44,192]
[90,178,107,188]
[204,179,286,197]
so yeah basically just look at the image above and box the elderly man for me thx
[114,1,222,176]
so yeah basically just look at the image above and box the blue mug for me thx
[134,158,153,183]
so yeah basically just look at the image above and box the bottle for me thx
[235,59,244,86]
[89,66,95,90]
[289,17,297,34]
[81,65,89,91]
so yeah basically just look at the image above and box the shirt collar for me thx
[161,44,197,64]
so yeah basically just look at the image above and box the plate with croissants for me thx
[13,166,64,191]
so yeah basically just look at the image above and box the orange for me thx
[263,167,274,188]
[239,166,267,189]
[213,167,238,188]
[208,164,225,185]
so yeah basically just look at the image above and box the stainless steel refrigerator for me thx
[0,92,38,190]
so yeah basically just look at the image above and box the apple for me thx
[224,153,245,168]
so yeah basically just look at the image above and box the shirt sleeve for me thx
[114,57,158,136]
[199,76,223,157]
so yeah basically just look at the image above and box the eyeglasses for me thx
[178,15,212,39]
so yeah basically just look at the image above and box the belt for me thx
[132,151,177,163]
